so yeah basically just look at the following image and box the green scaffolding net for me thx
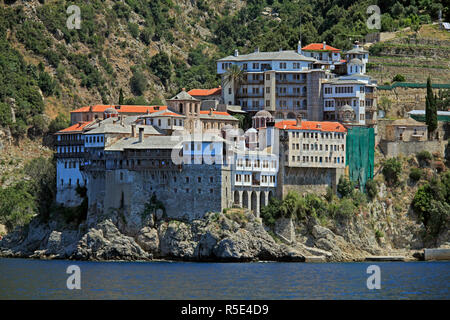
[346,126,375,191]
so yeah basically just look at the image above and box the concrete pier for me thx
[424,248,450,261]
[365,256,405,262]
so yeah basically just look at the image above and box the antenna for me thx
[299,15,302,44]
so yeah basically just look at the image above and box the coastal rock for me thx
[73,219,151,261]
[136,227,159,253]
[158,221,196,259]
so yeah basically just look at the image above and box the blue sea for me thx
[0,258,448,299]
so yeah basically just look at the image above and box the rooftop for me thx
[56,121,92,134]
[302,43,341,52]
[70,105,168,114]
[218,50,316,62]
[168,89,199,101]
[199,110,239,121]
[389,117,427,127]
[275,120,347,133]
[188,88,222,96]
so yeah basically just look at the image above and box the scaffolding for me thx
[346,126,375,191]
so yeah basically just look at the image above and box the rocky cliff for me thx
[1,193,443,262]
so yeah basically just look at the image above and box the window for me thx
[210,177,213,183]
[266,87,270,93]
[198,177,201,183]
[266,100,270,107]
[186,177,189,183]
[252,63,259,69]
[243,63,247,70]
[266,74,270,81]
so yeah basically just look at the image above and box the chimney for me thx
[296,114,302,127]
[209,108,213,116]
[139,127,144,143]
[131,124,136,137]
[182,88,186,91]
[323,41,326,50]
[297,40,302,54]
[255,47,259,53]
[234,49,239,57]
[279,47,283,52]
[354,40,359,48]
[120,115,124,126]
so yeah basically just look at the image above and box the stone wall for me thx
[85,164,232,228]
[379,139,448,158]
[377,87,443,118]
[277,166,345,197]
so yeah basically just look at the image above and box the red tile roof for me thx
[302,43,341,52]
[188,88,221,96]
[56,121,92,134]
[275,120,347,133]
[70,105,168,113]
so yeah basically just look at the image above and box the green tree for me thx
[365,179,378,200]
[149,52,172,88]
[337,176,355,198]
[382,157,402,186]
[425,77,438,139]
[119,88,124,105]
[130,69,147,96]
[393,74,406,82]
[48,113,69,134]
[223,64,245,105]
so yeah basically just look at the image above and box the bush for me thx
[365,179,377,200]
[0,102,12,126]
[260,198,282,226]
[130,69,147,96]
[393,74,406,82]
[416,151,432,167]
[48,113,69,133]
[409,167,422,182]
[382,158,402,186]
[337,176,354,198]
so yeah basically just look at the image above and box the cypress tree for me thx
[119,88,124,105]
[425,77,437,139]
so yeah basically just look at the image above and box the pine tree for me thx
[425,77,437,139]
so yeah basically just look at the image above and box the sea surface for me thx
[0,258,448,299]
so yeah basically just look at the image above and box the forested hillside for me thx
[0,0,448,140]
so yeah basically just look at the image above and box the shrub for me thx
[375,229,384,239]
[393,74,406,82]
[260,198,282,226]
[365,179,377,200]
[382,158,402,186]
[0,102,12,126]
[337,176,354,198]
[130,69,147,96]
[48,113,69,133]
[416,151,432,167]
[409,167,422,182]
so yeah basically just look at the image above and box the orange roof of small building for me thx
[275,120,347,133]
[188,88,222,96]
[70,105,168,113]
[199,110,231,116]
[56,121,92,134]
[302,43,341,52]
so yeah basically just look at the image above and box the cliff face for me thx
[1,187,446,262]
